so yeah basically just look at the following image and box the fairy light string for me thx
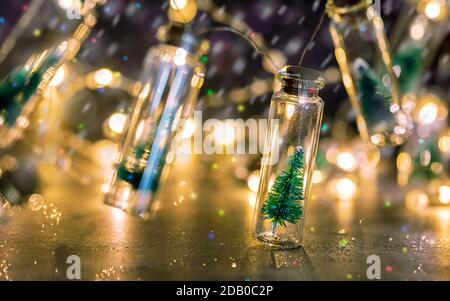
[298,9,327,67]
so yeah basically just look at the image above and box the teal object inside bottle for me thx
[0,53,60,126]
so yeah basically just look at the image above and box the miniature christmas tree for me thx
[117,142,151,189]
[117,124,158,190]
[353,58,393,129]
[0,53,60,126]
[261,146,305,235]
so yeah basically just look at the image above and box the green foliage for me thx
[117,141,151,189]
[117,140,166,192]
[393,44,423,94]
[117,164,144,190]
[355,59,393,129]
[0,54,59,126]
[261,146,304,228]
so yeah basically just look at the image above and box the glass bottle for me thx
[252,66,325,249]
[391,0,450,96]
[104,23,207,219]
[0,0,102,149]
[0,43,67,148]
[327,0,413,147]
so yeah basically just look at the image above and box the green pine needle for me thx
[354,58,394,129]
[261,146,305,228]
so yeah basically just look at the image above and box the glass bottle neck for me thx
[326,0,372,23]
[277,65,325,98]
[281,84,320,97]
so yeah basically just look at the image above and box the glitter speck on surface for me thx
[385,265,394,273]
[95,266,125,281]
[338,239,348,247]
[28,194,45,211]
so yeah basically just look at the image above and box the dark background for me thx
[0,0,449,138]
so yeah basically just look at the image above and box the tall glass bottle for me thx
[252,66,325,249]
[391,0,450,95]
[104,23,207,219]
[0,0,102,149]
[327,0,413,147]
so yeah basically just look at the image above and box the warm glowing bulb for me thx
[263,50,286,74]
[336,152,358,172]
[418,102,438,125]
[49,66,66,86]
[439,186,450,205]
[58,0,74,9]
[397,152,412,172]
[170,0,188,10]
[28,194,45,211]
[173,48,187,66]
[419,150,432,166]
[215,122,235,145]
[405,190,429,211]
[370,134,385,146]
[286,103,296,119]
[108,113,128,135]
[247,171,260,192]
[325,146,340,164]
[181,118,195,139]
[335,178,357,201]
[439,130,450,153]
[312,170,325,184]
[410,22,426,40]
[94,68,114,87]
[425,1,442,20]
[168,0,197,23]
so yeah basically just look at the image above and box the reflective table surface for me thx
[1,150,449,281]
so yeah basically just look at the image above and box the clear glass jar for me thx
[252,66,325,249]
[327,0,413,147]
[104,25,206,219]
[0,0,101,149]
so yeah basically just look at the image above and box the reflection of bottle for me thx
[104,23,207,220]
[327,0,413,147]
[252,66,325,249]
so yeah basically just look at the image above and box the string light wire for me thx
[298,9,327,67]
